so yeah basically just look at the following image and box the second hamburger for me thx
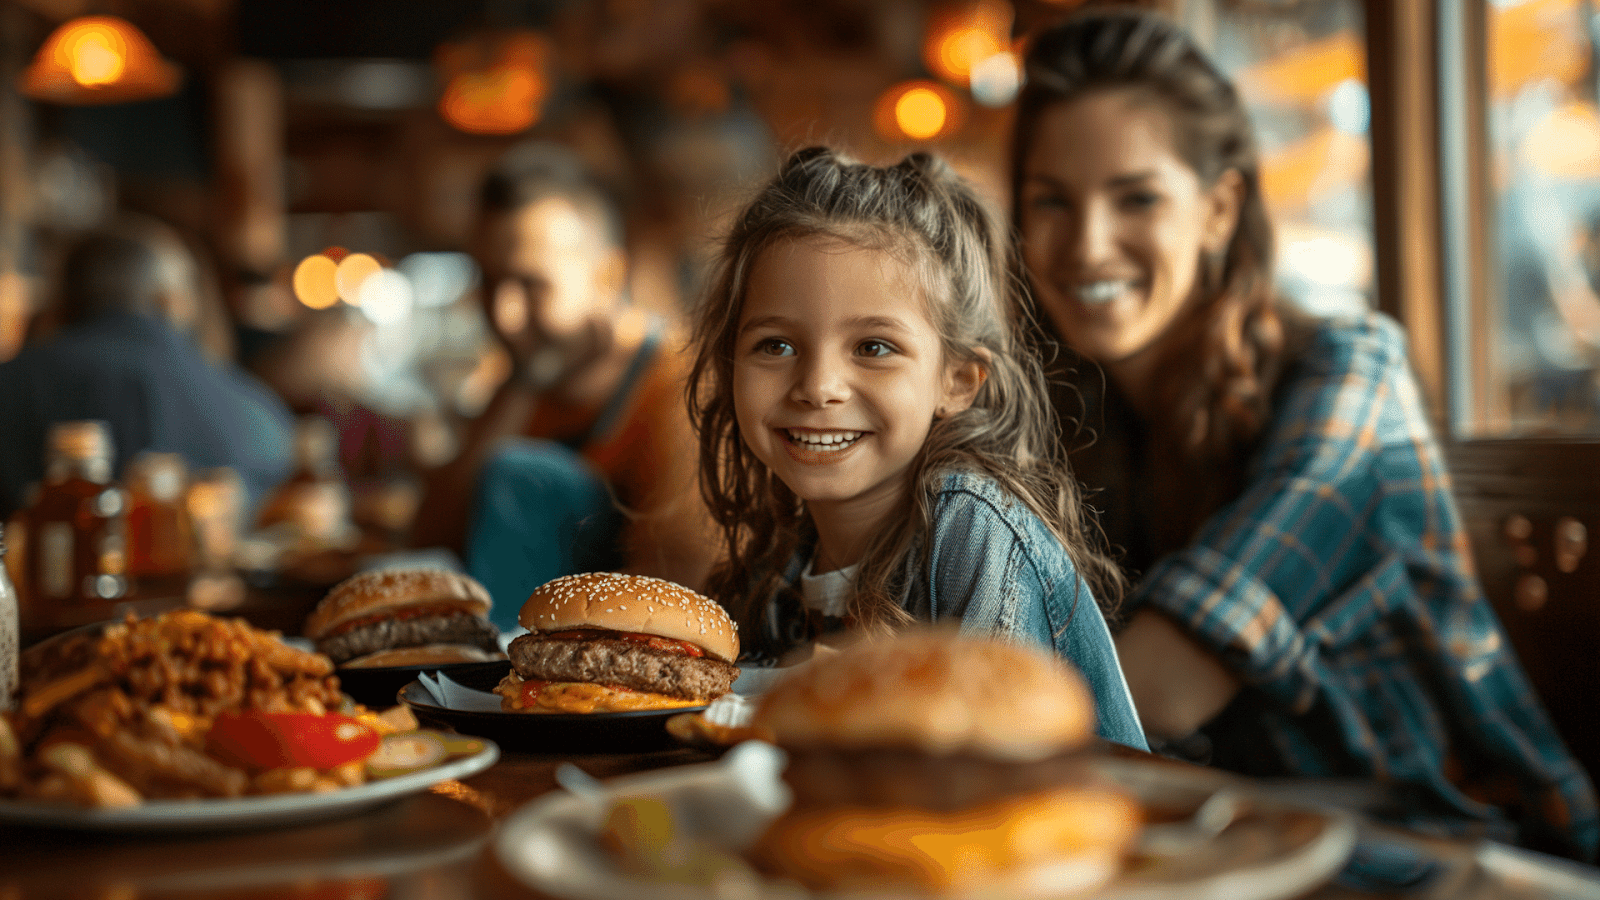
[306,567,503,668]
[496,572,741,714]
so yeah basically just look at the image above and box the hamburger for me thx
[748,629,1141,898]
[496,572,740,714]
[305,567,503,668]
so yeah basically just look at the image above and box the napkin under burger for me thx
[749,628,1141,898]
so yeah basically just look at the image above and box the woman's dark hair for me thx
[1012,8,1294,485]
[688,146,1125,643]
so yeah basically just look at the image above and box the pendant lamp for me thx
[21,15,181,105]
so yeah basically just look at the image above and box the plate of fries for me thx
[0,610,500,831]
[0,735,498,831]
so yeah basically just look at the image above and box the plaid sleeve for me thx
[1135,315,1413,712]
[1136,314,1598,860]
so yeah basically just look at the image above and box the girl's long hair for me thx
[1012,8,1303,534]
[688,147,1124,647]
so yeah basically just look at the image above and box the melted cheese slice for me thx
[494,673,702,714]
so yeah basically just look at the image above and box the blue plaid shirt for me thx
[1129,313,1596,860]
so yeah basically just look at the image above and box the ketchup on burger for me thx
[496,572,741,714]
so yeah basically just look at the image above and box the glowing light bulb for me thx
[68,26,126,87]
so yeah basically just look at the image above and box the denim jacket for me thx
[757,471,1147,750]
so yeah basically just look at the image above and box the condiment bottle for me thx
[256,415,354,550]
[0,524,18,710]
[125,451,194,599]
[21,420,129,631]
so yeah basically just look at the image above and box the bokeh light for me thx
[335,252,382,305]
[897,88,948,140]
[875,81,963,143]
[292,254,339,310]
[436,31,550,136]
[356,268,415,325]
[923,0,1013,87]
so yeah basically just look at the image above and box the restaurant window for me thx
[1473,0,1600,437]
[1179,0,1375,319]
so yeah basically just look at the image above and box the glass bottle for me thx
[125,451,194,599]
[0,524,18,711]
[256,415,354,550]
[22,420,129,631]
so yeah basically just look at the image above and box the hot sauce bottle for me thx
[21,420,129,631]
[124,451,194,600]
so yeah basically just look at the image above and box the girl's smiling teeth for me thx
[1074,280,1137,305]
[785,429,865,450]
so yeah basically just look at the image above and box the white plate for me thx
[0,738,499,832]
[495,747,1358,900]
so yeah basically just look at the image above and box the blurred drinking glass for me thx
[185,467,246,610]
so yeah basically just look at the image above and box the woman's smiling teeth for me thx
[787,429,864,451]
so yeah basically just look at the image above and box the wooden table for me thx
[8,583,1599,900]
[3,740,1596,900]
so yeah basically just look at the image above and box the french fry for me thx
[98,729,249,798]
[21,665,107,721]
[38,742,142,809]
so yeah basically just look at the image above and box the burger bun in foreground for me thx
[748,628,1140,899]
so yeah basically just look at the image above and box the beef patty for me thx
[507,633,739,701]
[317,612,501,665]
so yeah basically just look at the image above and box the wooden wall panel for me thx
[1447,440,1600,786]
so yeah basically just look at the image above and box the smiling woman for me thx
[1010,7,1597,862]
[685,145,1146,751]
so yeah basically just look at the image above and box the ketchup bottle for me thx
[21,420,129,632]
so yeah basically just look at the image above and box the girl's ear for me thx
[1203,168,1244,255]
[939,347,991,417]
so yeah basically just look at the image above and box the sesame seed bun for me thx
[518,572,739,663]
[306,567,492,640]
[752,628,1095,761]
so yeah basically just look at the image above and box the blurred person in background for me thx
[1010,8,1595,862]
[0,213,295,520]
[409,141,717,634]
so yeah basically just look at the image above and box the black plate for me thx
[336,660,500,710]
[396,661,707,754]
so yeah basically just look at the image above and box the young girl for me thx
[687,146,1145,748]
